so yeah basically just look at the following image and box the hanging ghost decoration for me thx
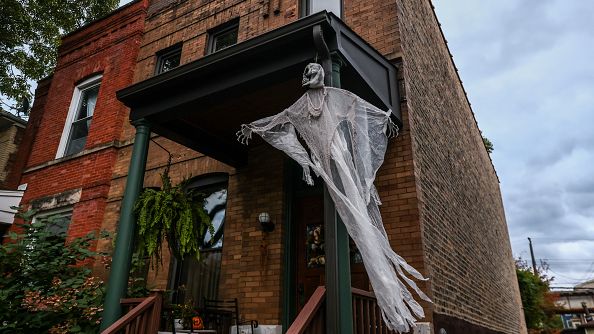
[237,63,431,332]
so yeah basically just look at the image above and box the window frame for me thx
[206,19,240,54]
[154,43,183,75]
[299,0,343,18]
[55,74,102,159]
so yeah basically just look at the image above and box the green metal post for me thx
[325,55,353,334]
[100,119,151,331]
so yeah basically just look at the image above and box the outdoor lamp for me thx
[258,212,274,232]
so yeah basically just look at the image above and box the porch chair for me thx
[202,298,258,334]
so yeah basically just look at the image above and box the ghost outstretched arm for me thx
[237,111,316,185]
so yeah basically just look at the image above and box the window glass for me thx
[202,187,227,248]
[208,20,239,54]
[311,0,341,15]
[212,27,238,52]
[301,0,342,17]
[64,82,100,156]
[156,46,182,74]
[171,178,228,308]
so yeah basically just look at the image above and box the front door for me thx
[294,193,369,311]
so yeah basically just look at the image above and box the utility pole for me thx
[528,237,538,275]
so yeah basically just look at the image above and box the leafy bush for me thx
[0,211,108,333]
[516,259,563,332]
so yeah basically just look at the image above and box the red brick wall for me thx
[16,1,148,243]
[395,0,526,332]
[26,3,147,167]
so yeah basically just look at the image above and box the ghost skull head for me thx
[302,63,325,89]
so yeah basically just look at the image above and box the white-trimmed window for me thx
[56,75,102,158]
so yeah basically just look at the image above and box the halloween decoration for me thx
[237,63,430,332]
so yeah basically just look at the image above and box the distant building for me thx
[0,111,27,241]
[557,280,594,330]
[0,111,26,188]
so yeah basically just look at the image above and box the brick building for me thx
[11,2,147,238]
[14,0,526,333]
[0,111,26,189]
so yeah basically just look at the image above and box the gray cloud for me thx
[434,0,594,287]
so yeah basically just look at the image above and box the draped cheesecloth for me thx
[237,64,430,332]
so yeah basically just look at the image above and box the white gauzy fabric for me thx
[237,68,431,332]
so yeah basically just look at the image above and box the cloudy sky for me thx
[433,0,594,288]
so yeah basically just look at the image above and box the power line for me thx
[543,259,594,262]
[519,237,594,242]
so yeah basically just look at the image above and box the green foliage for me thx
[126,252,151,298]
[0,211,109,333]
[0,0,118,114]
[516,259,563,332]
[482,135,494,154]
[135,164,213,268]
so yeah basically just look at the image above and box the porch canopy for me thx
[116,11,401,167]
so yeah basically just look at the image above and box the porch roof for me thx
[116,11,401,168]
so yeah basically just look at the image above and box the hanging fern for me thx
[134,162,213,268]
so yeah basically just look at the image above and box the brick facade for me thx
[13,0,525,332]
[396,0,526,333]
[13,1,148,240]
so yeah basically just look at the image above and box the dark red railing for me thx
[101,292,163,334]
[286,286,326,334]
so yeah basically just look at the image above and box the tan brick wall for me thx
[343,0,401,60]
[108,0,432,327]
[100,135,286,323]
[395,0,526,332]
[0,125,23,185]
[377,101,433,325]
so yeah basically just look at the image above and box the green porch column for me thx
[100,119,151,331]
[325,55,354,334]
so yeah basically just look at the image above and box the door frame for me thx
[281,160,324,330]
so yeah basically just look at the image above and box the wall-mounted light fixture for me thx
[258,212,274,232]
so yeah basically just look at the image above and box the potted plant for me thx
[134,161,213,268]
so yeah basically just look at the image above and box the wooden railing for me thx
[286,287,396,334]
[351,288,395,334]
[286,286,326,334]
[101,292,163,334]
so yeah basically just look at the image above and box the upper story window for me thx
[207,19,239,54]
[56,75,101,158]
[300,0,342,17]
[155,44,182,74]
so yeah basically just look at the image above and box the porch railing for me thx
[351,288,396,334]
[101,292,163,334]
[286,287,396,334]
[286,286,326,334]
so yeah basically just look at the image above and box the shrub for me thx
[0,211,108,333]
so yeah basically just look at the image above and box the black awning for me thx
[117,11,400,167]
